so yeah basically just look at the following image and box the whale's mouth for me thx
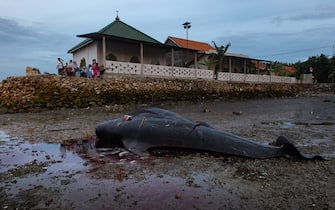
[95,134,124,148]
[95,128,124,148]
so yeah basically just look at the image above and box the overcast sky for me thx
[1,0,334,81]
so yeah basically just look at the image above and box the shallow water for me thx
[0,131,87,173]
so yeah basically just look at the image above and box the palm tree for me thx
[200,56,215,70]
[211,41,231,79]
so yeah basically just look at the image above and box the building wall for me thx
[143,45,169,65]
[73,42,98,66]
[105,40,168,65]
[165,50,185,67]
[106,40,140,62]
[97,40,103,65]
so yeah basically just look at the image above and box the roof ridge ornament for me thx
[115,10,120,21]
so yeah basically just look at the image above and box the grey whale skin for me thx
[95,107,323,159]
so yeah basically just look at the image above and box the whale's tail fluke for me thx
[274,136,325,160]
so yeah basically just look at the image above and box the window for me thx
[130,56,140,63]
[106,53,117,61]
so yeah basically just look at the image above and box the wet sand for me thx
[0,93,335,209]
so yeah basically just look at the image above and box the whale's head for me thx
[95,118,125,148]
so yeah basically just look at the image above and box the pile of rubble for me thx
[25,66,41,76]
[0,75,304,113]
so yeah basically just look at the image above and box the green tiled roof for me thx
[98,19,161,44]
[68,17,161,53]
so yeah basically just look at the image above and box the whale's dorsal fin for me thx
[122,138,150,156]
[195,121,214,128]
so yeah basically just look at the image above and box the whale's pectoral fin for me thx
[122,138,150,156]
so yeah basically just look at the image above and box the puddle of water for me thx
[0,132,88,173]
[278,121,296,129]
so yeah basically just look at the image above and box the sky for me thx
[0,0,334,81]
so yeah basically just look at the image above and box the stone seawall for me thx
[0,75,308,114]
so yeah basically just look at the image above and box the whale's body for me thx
[95,107,323,159]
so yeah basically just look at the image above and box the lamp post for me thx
[182,22,191,48]
[182,22,191,66]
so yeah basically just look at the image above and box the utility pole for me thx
[183,22,191,48]
[182,22,191,67]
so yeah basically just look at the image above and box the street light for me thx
[182,22,191,66]
[182,22,191,49]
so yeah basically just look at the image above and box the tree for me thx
[329,56,335,83]
[293,54,333,83]
[272,62,289,76]
[210,41,231,79]
[200,58,215,70]
[311,54,331,83]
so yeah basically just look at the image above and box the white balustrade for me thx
[230,73,245,82]
[217,72,230,81]
[196,69,214,79]
[143,64,172,77]
[245,74,259,82]
[271,76,282,83]
[105,61,303,84]
[259,75,271,83]
[173,67,196,78]
[105,61,141,75]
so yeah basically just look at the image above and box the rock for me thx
[26,66,41,76]
[233,111,243,115]
[0,75,309,114]
[203,108,211,113]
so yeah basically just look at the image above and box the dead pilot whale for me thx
[95,107,324,159]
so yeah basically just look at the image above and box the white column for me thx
[140,42,144,75]
[244,59,247,82]
[229,57,232,81]
[194,52,198,78]
[194,52,198,68]
[102,36,106,67]
[244,59,247,74]
[171,48,174,77]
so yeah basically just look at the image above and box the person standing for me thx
[80,58,86,69]
[57,58,64,75]
[86,64,93,78]
[80,58,86,76]
[67,60,74,76]
[91,59,100,78]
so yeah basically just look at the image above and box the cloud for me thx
[215,22,335,63]
[0,17,75,80]
[272,4,335,25]
[0,17,40,43]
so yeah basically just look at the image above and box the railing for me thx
[107,61,141,75]
[105,61,302,84]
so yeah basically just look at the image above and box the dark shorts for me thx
[58,68,65,75]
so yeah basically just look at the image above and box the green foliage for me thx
[272,62,283,75]
[294,54,334,83]
[211,41,231,72]
[200,58,215,70]
[267,62,291,76]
